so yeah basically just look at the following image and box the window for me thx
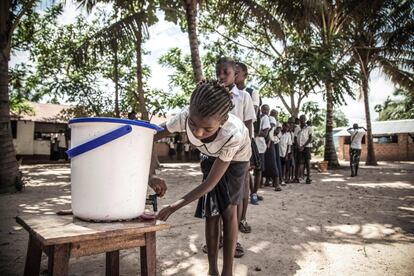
[344,136,365,145]
[11,121,17,139]
[373,135,398,144]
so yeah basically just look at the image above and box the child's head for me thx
[189,80,234,140]
[270,109,278,118]
[295,117,300,125]
[235,62,248,86]
[261,104,270,115]
[282,122,289,132]
[299,115,307,127]
[216,57,236,87]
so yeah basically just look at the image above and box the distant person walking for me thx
[347,124,367,177]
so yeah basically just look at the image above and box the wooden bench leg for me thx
[140,232,156,276]
[48,244,70,276]
[24,235,42,276]
[106,250,119,276]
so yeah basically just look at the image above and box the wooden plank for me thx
[16,215,170,246]
[23,235,42,276]
[140,232,156,276]
[70,233,145,257]
[106,250,120,276]
[48,244,70,276]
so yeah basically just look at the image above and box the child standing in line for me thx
[296,115,313,184]
[279,122,293,183]
[156,80,251,276]
[215,58,256,256]
[262,105,281,191]
[234,61,259,234]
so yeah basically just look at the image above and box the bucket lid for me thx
[69,117,164,132]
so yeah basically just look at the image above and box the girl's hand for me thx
[157,205,174,221]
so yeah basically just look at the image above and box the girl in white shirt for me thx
[156,80,251,276]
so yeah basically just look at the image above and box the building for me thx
[335,119,414,161]
[10,102,70,162]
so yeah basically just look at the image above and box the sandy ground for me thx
[0,161,413,276]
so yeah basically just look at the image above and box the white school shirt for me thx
[166,107,251,162]
[254,114,271,154]
[229,85,257,123]
[348,129,366,150]
[250,89,260,107]
[268,118,281,145]
[279,132,293,157]
[297,125,313,148]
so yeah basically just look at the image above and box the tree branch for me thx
[277,90,293,115]
[213,29,273,59]
[9,0,37,41]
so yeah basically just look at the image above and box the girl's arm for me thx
[157,158,231,221]
[154,123,171,141]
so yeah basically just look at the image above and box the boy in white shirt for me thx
[347,123,367,177]
[254,104,271,193]
[296,115,313,184]
[279,122,293,183]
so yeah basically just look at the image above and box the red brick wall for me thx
[338,134,414,161]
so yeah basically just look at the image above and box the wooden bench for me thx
[16,215,170,276]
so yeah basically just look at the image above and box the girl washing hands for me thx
[154,80,251,276]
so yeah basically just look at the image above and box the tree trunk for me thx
[0,0,19,192]
[184,0,203,83]
[135,24,149,121]
[113,44,120,118]
[361,72,377,165]
[324,82,340,168]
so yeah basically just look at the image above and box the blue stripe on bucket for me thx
[69,117,164,132]
[66,125,133,159]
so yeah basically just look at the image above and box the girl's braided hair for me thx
[189,79,234,120]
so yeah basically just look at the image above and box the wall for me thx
[338,134,414,161]
[14,121,35,155]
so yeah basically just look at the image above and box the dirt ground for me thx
[0,161,413,276]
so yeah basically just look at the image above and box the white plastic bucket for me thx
[66,117,162,221]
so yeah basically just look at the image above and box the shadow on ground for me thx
[0,162,413,275]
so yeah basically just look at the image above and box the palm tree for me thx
[0,0,37,192]
[220,0,361,168]
[183,0,203,82]
[75,1,157,120]
[348,0,414,165]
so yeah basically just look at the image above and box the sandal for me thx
[234,242,244,258]
[202,236,223,254]
[239,219,252,233]
[274,185,282,192]
[306,179,312,184]
[257,195,264,201]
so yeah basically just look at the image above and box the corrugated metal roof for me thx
[334,119,414,136]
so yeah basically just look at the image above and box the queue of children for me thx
[151,57,313,276]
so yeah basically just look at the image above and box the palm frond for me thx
[73,11,147,66]
[378,57,414,93]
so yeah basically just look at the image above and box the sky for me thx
[11,1,398,125]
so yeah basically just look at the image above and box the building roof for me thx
[334,119,414,136]
[11,102,71,123]
[11,101,174,125]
